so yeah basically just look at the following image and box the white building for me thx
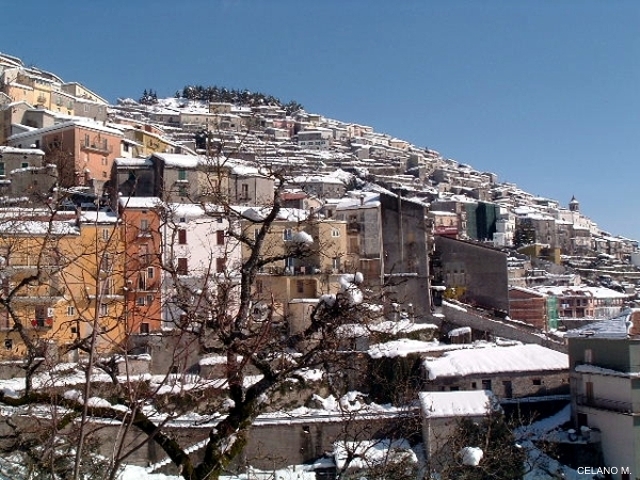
[161,203,242,328]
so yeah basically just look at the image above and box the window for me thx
[585,381,594,404]
[532,378,542,386]
[178,228,187,245]
[34,306,52,328]
[4,339,12,350]
[100,254,112,272]
[177,258,188,275]
[138,272,147,291]
[481,379,492,391]
[471,382,477,389]
[178,169,187,181]
[140,323,150,334]
[296,280,304,294]
[84,104,90,113]
[256,280,263,294]
[21,162,29,169]
[332,257,340,271]
[102,228,109,241]
[101,157,108,165]
[502,380,513,398]
[136,296,146,306]
[67,306,75,316]
[84,134,90,147]
[216,230,225,245]
[178,185,188,197]
[140,218,149,234]
[0,162,4,176]
[331,229,340,237]
[99,303,108,316]
[147,266,154,279]
[241,183,249,199]
[216,257,226,272]
[283,228,293,241]
[139,244,149,265]
[584,349,593,365]
[146,294,154,305]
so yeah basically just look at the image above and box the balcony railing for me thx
[575,394,634,414]
[80,141,113,155]
[347,222,360,233]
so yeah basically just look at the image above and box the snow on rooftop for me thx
[115,157,153,167]
[152,152,199,168]
[0,220,78,236]
[574,363,640,378]
[0,145,45,155]
[80,210,118,224]
[119,196,163,210]
[238,206,309,222]
[368,338,440,359]
[424,344,568,380]
[419,390,498,418]
[8,119,123,140]
[564,310,634,338]
[533,285,628,299]
[333,438,417,470]
[448,326,472,337]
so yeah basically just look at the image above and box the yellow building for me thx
[241,213,350,330]
[129,128,178,157]
[62,211,127,354]
[0,211,127,361]
[0,214,78,360]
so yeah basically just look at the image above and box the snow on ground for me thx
[514,405,599,480]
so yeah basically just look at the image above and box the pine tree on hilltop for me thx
[139,88,159,105]
[178,83,303,111]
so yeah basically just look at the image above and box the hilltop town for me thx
[0,52,637,479]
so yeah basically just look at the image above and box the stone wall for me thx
[441,303,567,353]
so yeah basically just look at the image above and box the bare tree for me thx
[0,154,391,480]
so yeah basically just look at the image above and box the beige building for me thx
[245,214,349,332]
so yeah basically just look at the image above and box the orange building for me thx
[8,120,123,194]
[119,197,163,335]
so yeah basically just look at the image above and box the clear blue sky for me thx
[3,1,639,240]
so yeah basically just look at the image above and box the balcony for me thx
[575,394,634,414]
[80,141,113,155]
[347,222,361,233]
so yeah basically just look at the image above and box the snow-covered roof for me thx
[166,202,224,219]
[237,206,309,223]
[152,152,199,168]
[0,146,45,155]
[0,220,78,236]
[335,191,380,211]
[564,309,635,338]
[8,119,123,140]
[119,196,163,210]
[533,285,627,299]
[424,344,568,380]
[80,211,118,224]
[115,157,153,167]
[333,439,417,470]
[368,338,440,359]
[419,390,499,418]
